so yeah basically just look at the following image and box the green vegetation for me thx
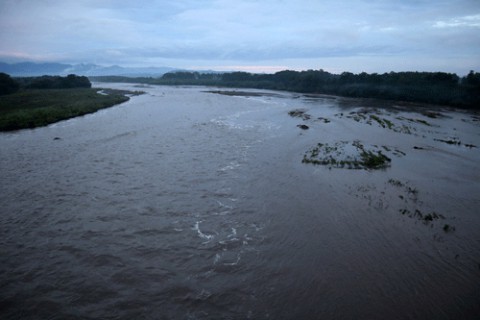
[421,111,445,118]
[369,114,394,129]
[288,109,311,120]
[433,138,476,148]
[414,119,431,126]
[302,140,391,169]
[0,88,133,131]
[434,138,461,145]
[359,150,391,169]
[92,69,480,109]
[0,73,141,131]
[397,116,432,126]
[341,111,428,135]
[389,179,453,231]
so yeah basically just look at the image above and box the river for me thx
[1,83,479,319]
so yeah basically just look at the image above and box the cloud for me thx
[0,0,479,73]
[433,14,480,28]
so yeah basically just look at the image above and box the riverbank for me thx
[0,88,142,131]
[91,69,480,110]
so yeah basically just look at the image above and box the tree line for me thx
[0,73,91,95]
[92,70,480,109]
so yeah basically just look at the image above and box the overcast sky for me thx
[0,0,479,74]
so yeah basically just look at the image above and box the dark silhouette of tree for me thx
[0,73,20,95]
[21,74,91,89]
[462,70,480,86]
[92,69,480,109]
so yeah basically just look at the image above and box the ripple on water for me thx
[1,85,479,319]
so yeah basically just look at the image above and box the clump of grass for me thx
[399,125,413,135]
[399,209,446,226]
[443,224,455,232]
[288,109,311,120]
[297,124,309,130]
[347,111,402,132]
[347,111,367,122]
[383,118,394,129]
[407,187,419,195]
[434,138,461,145]
[369,115,394,130]
[400,117,431,126]
[399,208,445,225]
[302,141,391,170]
[415,119,431,126]
[420,211,444,223]
[360,150,391,169]
[422,111,444,119]
[388,179,404,187]
[370,114,386,127]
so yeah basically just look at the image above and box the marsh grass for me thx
[302,140,391,169]
[434,138,461,145]
[317,117,331,123]
[360,150,391,168]
[0,88,136,131]
[399,116,432,126]
[388,179,404,187]
[288,109,311,120]
[399,208,446,224]
[345,111,416,134]
[370,114,395,129]
[433,138,477,148]
[422,111,445,119]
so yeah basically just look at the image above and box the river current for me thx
[1,84,479,319]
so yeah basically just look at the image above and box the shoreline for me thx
[0,88,142,132]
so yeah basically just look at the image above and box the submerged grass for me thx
[288,109,311,120]
[302,140,391,170]
[370,114,394,129]
[0,88,139,131]
[360,150,391,169]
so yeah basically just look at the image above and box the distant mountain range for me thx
[0,61,181,77]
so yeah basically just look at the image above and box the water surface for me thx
[1,84,479,319]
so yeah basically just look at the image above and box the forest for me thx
[0,73,91,95]
[92,70,480,109]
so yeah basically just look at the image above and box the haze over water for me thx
[1,83,479,319]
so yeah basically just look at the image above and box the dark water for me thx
[1,84,479,319]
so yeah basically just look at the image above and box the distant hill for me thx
[0,62,71,76]
[0,62,179,77]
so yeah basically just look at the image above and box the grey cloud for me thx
[0,0,478,73]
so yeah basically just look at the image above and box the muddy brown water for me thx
[1,83,479,319]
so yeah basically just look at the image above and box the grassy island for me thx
[0,88,137,131]
[0,73,142,131]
